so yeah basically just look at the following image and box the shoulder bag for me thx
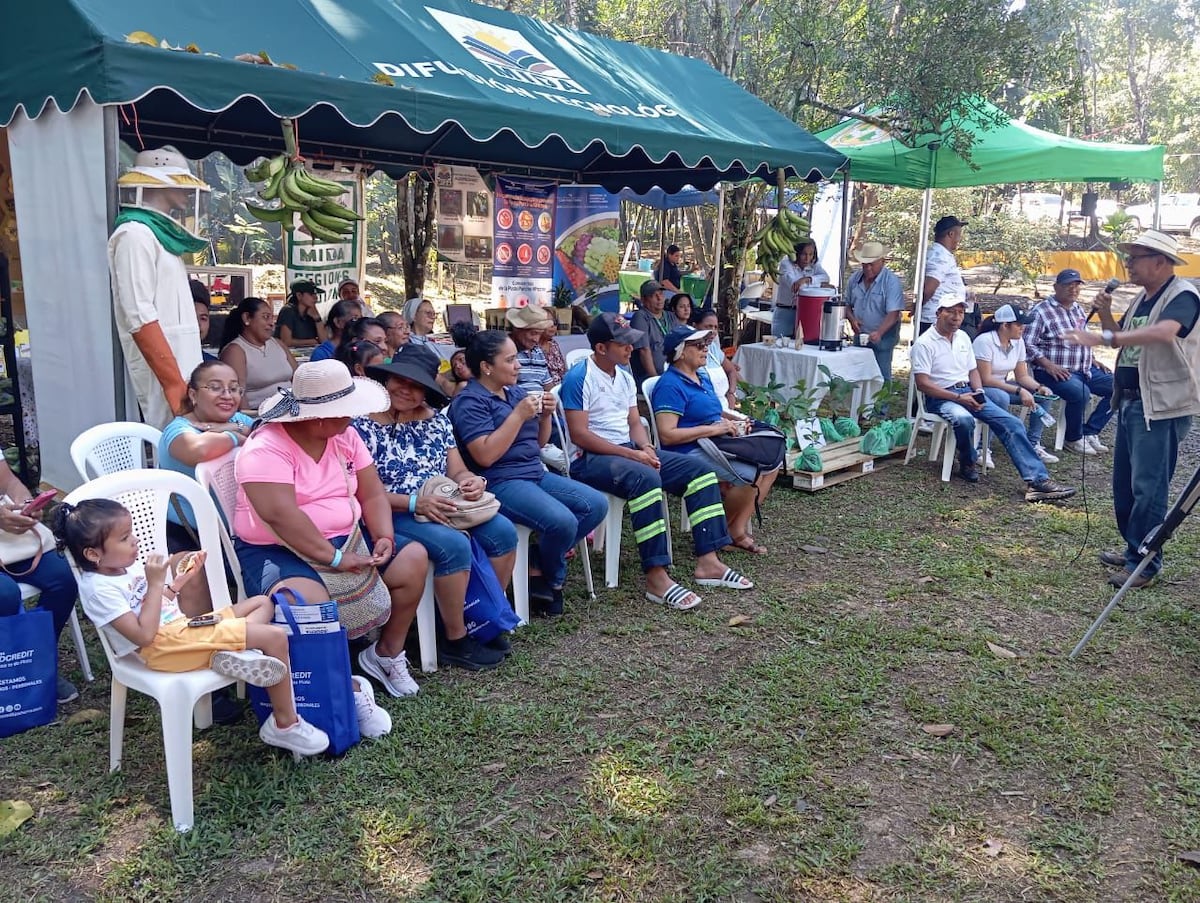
[414,475,500,530]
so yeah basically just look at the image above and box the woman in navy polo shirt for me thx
[449,330,607,616]
[651,326,781,554]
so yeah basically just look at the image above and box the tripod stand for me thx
[1070,461,1200,659]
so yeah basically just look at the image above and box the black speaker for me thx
[1080,192,1098,217]
[1109,181,1131,192]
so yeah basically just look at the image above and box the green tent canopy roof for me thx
[815,100,1162,188]
[0,0,846,192]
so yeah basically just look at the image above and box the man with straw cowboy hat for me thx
[108,147,211,427]
[1065,229,1200,588]
[845,240,905,380]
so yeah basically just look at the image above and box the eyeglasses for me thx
[684,339,711,349]
[1125,253,1162,263]
[200,383,243,395]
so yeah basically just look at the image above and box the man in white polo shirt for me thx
[911,297,1076,502]
[561,313,753,611]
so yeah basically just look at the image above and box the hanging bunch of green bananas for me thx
[242,155,363,242]
[751,208,811,281]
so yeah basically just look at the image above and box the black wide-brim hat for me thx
[366,344,449,408]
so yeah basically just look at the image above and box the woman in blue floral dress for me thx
[354,344,518,654]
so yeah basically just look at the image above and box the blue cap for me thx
[1055,268,1083,285]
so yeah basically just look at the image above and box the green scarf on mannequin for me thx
[114,206,208,255]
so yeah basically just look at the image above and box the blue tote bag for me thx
[248,589,360,755]
[462,537,521,643]
[0,604,57,738]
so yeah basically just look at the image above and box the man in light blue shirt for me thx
[845,240,906,380]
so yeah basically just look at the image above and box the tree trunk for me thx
[397,173,435,299]
[685,205,710,274]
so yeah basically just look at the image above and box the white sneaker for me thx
[259,714,329,757]
[977,448,996,470]
[358,642,419,697]
[210,650,287,687]
[1064,439,1097,456]
[352,678,392,738]
[1084,434,1109,453]
[1033,444,1060,464]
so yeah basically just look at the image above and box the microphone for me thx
[1087,278,1121,323]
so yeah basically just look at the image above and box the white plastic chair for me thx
[70,422,163,482]
[511,525,595,624]
[195,449,440,673]
[565,348,592,370]
[550,385,626,589]
[903,394,981,483]
[1052,396,1099,451]
[62,469,239,833]
[18,583,94,683]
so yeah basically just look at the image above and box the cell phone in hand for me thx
[186,614,220,628]
[973,391,987,404]
[20,490,58,516]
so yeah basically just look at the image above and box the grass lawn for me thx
[3,437,1200,902]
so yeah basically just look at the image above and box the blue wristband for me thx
[329,548,343,568]
[408,494,418,514]
[223,430,240,447]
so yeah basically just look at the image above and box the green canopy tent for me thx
[0,0,846,486]
[815,99,1164,417]
[1,0,846,192]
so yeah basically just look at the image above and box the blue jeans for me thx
[571,445,732,570]
[981,387,1051,448]
[488,472,607,588]
[1112,399,1191,577]
[391,512,517,577]
[925,388,1050,483]
[1033,364,1113,443]
[0,551,77,640]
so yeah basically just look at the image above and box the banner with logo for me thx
[435,164,493,264]
[285,169,364,297]
[553,185,621,314]
[492,176,555,308]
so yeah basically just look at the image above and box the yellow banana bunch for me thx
[750,209,811,280]
[243,155,362,241]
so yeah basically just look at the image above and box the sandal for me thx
[646,583,702,611]
[696,568,754,590]
[725,535,768,555]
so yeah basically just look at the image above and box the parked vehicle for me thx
[1008,192,1063,222]
[1124,193,1200,237]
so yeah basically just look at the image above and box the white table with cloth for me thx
[733,342,884,419]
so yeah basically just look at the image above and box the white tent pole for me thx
[1153,181,1162,231]
[905,186,934,420]
[838,171,852,288]
[712,183,724,309]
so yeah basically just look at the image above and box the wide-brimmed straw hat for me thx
[1117,229,1186,267]
[505,305,554,330]
[365,344,448,408]
[258,359,388,422]
[851,241,890,265]
[117,147,211,191]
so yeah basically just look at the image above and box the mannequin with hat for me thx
[108,147,209,427]
[1065,229,1200,588]
[845,240,905,379]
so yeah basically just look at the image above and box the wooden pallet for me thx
[787,437,875,491]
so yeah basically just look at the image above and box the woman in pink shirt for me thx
[233,360,429,713]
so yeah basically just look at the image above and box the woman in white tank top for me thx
[219,298,298,412]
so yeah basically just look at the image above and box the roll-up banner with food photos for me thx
[492,176,556,308]
[553,185,621,314]
[434,164,493,264]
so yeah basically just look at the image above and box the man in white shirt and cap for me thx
[108,147,209,427]
[921,215,977,337]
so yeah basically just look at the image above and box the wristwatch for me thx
[1101,329,1116,348]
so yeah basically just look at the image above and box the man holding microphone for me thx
[1024,268,1115,455]
[1065,231,1200,587]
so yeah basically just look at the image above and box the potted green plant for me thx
[551,280,575,332]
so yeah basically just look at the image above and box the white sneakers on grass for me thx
[1064,439,1097,456]
[359,642,420,697]
[353,677,393,738]
[259,714,330,757]
[1085,434,1108,452]
[1033,444,1059,464]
